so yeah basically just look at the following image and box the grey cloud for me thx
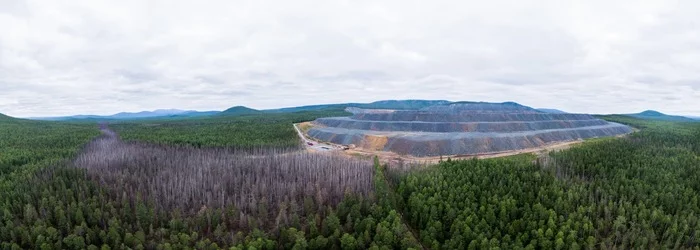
[308,71,389,82]
[116,69,159,83]
[182,89,253,97]
[0,0,27,16]
[195,75,226,85]
[0,0,698,117]
[245,71,277,80]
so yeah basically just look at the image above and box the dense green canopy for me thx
[1,112,698,249]
[393,117,700,249]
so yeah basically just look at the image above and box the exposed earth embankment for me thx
[307,102,633,157]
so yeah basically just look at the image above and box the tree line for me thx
[391,117,700,249]
[109,110,350,149]
[3,112,699,249]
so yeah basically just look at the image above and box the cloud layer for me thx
[1,0,699,117]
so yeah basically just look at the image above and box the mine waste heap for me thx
[307,102,633,157]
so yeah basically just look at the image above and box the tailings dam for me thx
[306,102,633,157]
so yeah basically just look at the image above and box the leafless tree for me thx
[73,127,374,230]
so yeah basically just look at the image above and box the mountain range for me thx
[12,100,700,122]
[31,109,219,121]
[257,100,452,114]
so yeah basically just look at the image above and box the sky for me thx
[1,0,699,117]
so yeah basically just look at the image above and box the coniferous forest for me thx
[1,112,699,249]
[109,110,350,149]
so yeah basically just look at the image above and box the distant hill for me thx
[624,110,697,122]
[28,100,485,121]
[168,111,220,118]
[262,104,352,113]
[47,115,108,121]
[30,99,575,121]
[31,109,220,121]
[536,108,568,114]
[423,101,536,112]
[110,109,190,119]
[360,100,451,109]
[0,113,13,120]
[220,106,262,116]
[261,100,451,113]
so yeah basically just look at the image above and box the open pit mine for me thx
[306,102,633,157]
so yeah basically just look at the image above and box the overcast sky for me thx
[1,0,699,117]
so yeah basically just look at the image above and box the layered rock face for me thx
[307,102,633,157]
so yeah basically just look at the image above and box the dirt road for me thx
[338,139,584,165]
[293,123,341,152]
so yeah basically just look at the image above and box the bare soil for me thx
[343,139,585,165]
[298,121,635,167]
[300,122,634,166]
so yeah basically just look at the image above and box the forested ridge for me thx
[391,117,700,249]
[1,112,699,249]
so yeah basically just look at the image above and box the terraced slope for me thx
[307,102,633,157]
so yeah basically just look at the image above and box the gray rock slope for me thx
[308,102,633,157]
